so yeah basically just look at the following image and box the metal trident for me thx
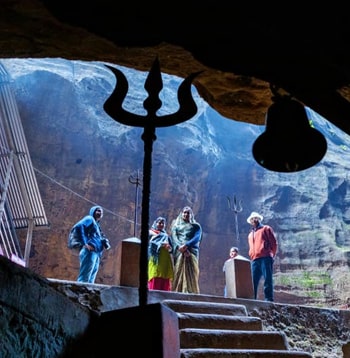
[128,169,142,238]
[104,58,201,306]
[227,194,243,245]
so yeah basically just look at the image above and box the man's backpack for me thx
[67,226,84,250]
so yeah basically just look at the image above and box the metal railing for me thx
[0,62,49,266]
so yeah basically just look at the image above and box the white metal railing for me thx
[0,62,49,266]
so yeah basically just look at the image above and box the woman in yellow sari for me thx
[171,206,202,294]
[148,217,174,291]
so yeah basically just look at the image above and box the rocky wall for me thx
[0,256,92,357]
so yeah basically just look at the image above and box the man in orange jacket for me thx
[247,211,277,302]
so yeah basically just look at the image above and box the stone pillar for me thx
[115,237,141,287]
[224,255,254,299]
[95,303,180,358]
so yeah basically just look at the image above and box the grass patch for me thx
[275,271,332,288]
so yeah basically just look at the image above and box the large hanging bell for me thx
[252,97,327,172]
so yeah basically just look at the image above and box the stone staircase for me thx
[162,299,313,358]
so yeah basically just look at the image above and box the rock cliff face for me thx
[3,58,350,306]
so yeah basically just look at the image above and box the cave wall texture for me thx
[2,58,350,308]
[2,0,350,307]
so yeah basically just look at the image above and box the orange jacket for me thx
[248,225,277,261]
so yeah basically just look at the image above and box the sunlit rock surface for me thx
[3,58,350,306]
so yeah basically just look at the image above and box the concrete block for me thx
[95,303,180,357]
[115,237,141,287]
[224,255,254,299]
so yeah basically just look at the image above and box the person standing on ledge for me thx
[148,216,174,291]
[171,206,202,294]
[74,205,110,283]
[223,246,239,269]
[247,211,277,302]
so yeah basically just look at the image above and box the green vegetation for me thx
[275,271,332,290]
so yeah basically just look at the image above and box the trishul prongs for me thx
[103,57,202,128]
[227,194,243,244]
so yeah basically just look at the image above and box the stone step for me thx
[180,329,288,350]
[162,299,248,316]
[180,348,313,358]
[162,298,312,358]
[178,312,263,331]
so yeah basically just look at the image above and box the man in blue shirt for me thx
[73,205,110,283]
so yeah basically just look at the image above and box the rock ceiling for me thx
[2,1,350,135]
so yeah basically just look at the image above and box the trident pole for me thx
[227,194,243,245]
[129,170,141,237]
[103,58,201,306]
